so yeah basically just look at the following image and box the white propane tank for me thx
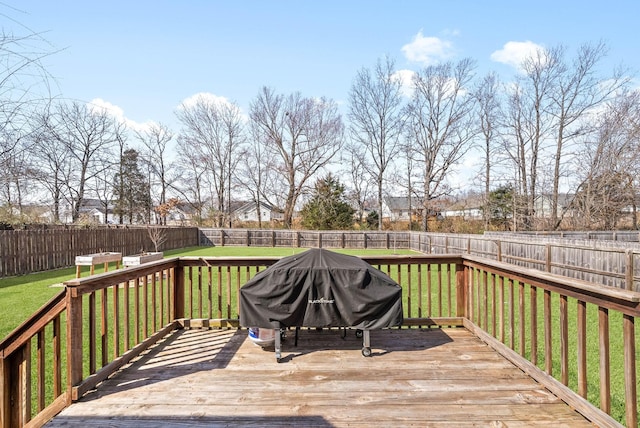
[248,327,276,347]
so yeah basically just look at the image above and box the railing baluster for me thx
[560,294,569,386]
[135,277,141,344]
[226,266,232,320]
[217,266,223,319]
[498,276,504,342]
[152,272,157,331]
[427,263,432,317]
[491,273,497,337]
[530,286,537,365]
[436,264,442,317]
[447,263,453,317]
[113,283,119,358]
[417,264,423,318]
[143,274,149,339]
[623,314,637,428]
[207,266,213,319]
[508,278,514,350]
[482,270,488,330]
[406,264,412,319]
[53,315,62,398]
[577,300,587,398]
[88,291,96,375]
[123,279,130,352]
[101,288,108,367]
[544,289,552,375]
[519,281,525,356]
[37,330,45,412]
[198,266,203,319]
[598,306,610,413]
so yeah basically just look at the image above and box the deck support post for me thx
[66,288,83,401]
[456,263,467,318]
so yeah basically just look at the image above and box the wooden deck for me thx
[45,327,594,427]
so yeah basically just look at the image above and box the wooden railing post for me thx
[0,355,9,428]
[66,287,83,401]
[172,264,185,320]
[456,262,467,318]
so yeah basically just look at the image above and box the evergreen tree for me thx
[113,149,151,224]
[301,174,354,230]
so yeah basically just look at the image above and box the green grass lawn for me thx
[0,246,417,340]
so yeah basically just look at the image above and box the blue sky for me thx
[7,1,640,133]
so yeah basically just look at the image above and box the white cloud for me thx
[401,31,454,66]
[178,92,232,110]
[87,98,154,133]
[392,69,416,98]
[490,41,544,71]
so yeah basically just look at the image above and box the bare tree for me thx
[348,56,405,230]
[174,143,207,225]
[176,96,245,227]
[548,41,630,228]
[46,101,119,222]
[471,72,503,229]
[405,58,478,231]
[572,90,640,229]
[342,142,374,226]
[136,122,176,224]
[237,133,281,228]
[249,87,343,228]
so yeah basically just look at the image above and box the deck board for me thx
[46,327,593,427]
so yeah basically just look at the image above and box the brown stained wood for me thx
[47,328,599,427]
[226,266,232,319]
[598,306,611,414]
[544,289,552,375]
[560,294,569,386]
[483,270,488,330]
[112,285,119,360]
[518,282,525,356]
[623,314,637,428]
[88,291,96,375]
[37,330,45,412]
[101,288,108,367]
[135,277,141,345]
[577,300,587,398]
[530,285,538,365]
[406,264,412,318]
[508,278,514,350]
[197,266,203,319]
[216,267,222,319]
[53,315,62,398]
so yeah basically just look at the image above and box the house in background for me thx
[231,200,283,224]
[382,196,426,222]
[60,198,116,224]
[441,195,484,220]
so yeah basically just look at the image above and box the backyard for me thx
[0,245,637,425]
[0,246,416,340]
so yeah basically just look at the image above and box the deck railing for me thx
[1,254,638,427]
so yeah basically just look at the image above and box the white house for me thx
[231,201,282,223]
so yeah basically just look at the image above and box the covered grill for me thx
[239,248,403,361]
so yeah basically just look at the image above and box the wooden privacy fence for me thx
[201,229,640,291]
[1,254,637,427]
[0,227,199,278]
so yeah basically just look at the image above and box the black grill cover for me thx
[239,249,403,330]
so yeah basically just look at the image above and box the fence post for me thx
[495,240,502,262]
[363,233,367,249]
[386,233,390,249]
[220,230,225,247]
[455,260,467,318]
[318,232,322,248]
[246,230,251,247]
[625,250,634,291]
[546,244,552,273]
[296,231,301,248]
[66,287,83,401]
